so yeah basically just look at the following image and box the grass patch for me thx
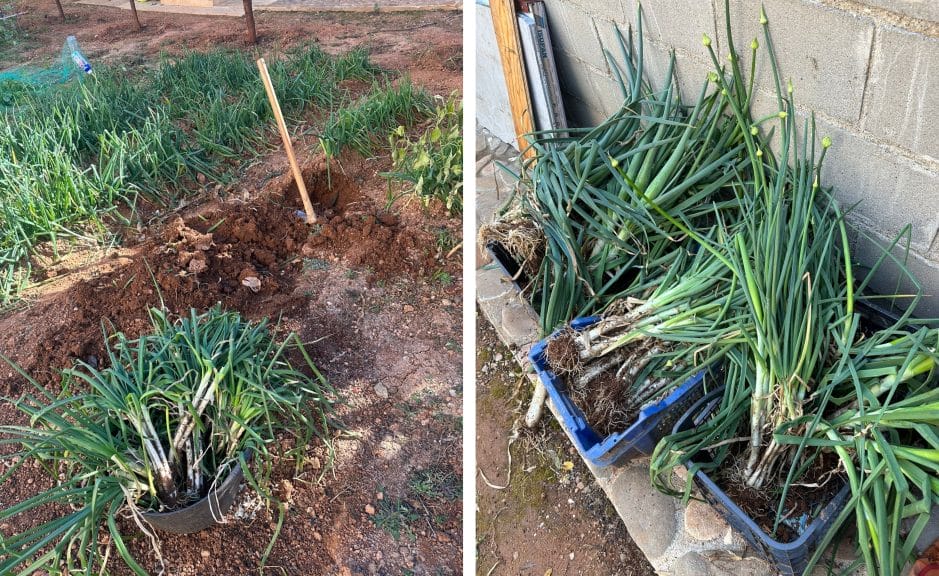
[431,269,453,286]
[303,257,330,271]
[434,227,458,254]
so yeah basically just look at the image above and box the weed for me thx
[434,227,457,254]
[433,412,461,430]
[383,93,462,215]
[408,467,460,503]
[372,494,420,540]
[431,269,453,286]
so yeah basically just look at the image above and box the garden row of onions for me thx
[480,2,938,573]
[0,46,429,306]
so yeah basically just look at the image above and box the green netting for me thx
[0,37,88,106]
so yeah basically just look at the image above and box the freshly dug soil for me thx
[1,160,434,393]
[712,450,845,543]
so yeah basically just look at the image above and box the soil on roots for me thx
[545,332,640,439]
[545,331,579,374]
[571,370,639,440]
[714,449,845,543]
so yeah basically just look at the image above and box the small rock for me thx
[684,500,729,541]
[241,276,261,293]
[281,480,294,502]
[200,550,210,560]
[313,531,322,541]
[493,353,503,362]
[403,304,415,313]
[374,383,389,399]
[376,492,384,501]
[702,550,772,576]
[365,504,376,515]
[673,551,709,576]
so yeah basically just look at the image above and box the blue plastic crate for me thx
[664,300,904,575]
[672,387,849,576]
[529,316,708,468]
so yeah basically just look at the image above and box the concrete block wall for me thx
[480,0,939,314]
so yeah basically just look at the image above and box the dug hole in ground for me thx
[0,2,462,574]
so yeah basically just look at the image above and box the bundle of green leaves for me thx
[383,93,463,215]
[0,305,336,575]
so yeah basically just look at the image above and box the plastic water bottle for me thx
[66,36,92,74]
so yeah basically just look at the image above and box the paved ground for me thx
[76,0,460,17]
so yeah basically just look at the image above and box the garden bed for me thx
[0,2,462,574]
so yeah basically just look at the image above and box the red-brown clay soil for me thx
[0,2,462,575]
[9,1,461,97]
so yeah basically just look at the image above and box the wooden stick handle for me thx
[490,0,535,160]
[257,57,317,224]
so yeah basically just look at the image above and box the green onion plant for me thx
[0,305,336,576]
